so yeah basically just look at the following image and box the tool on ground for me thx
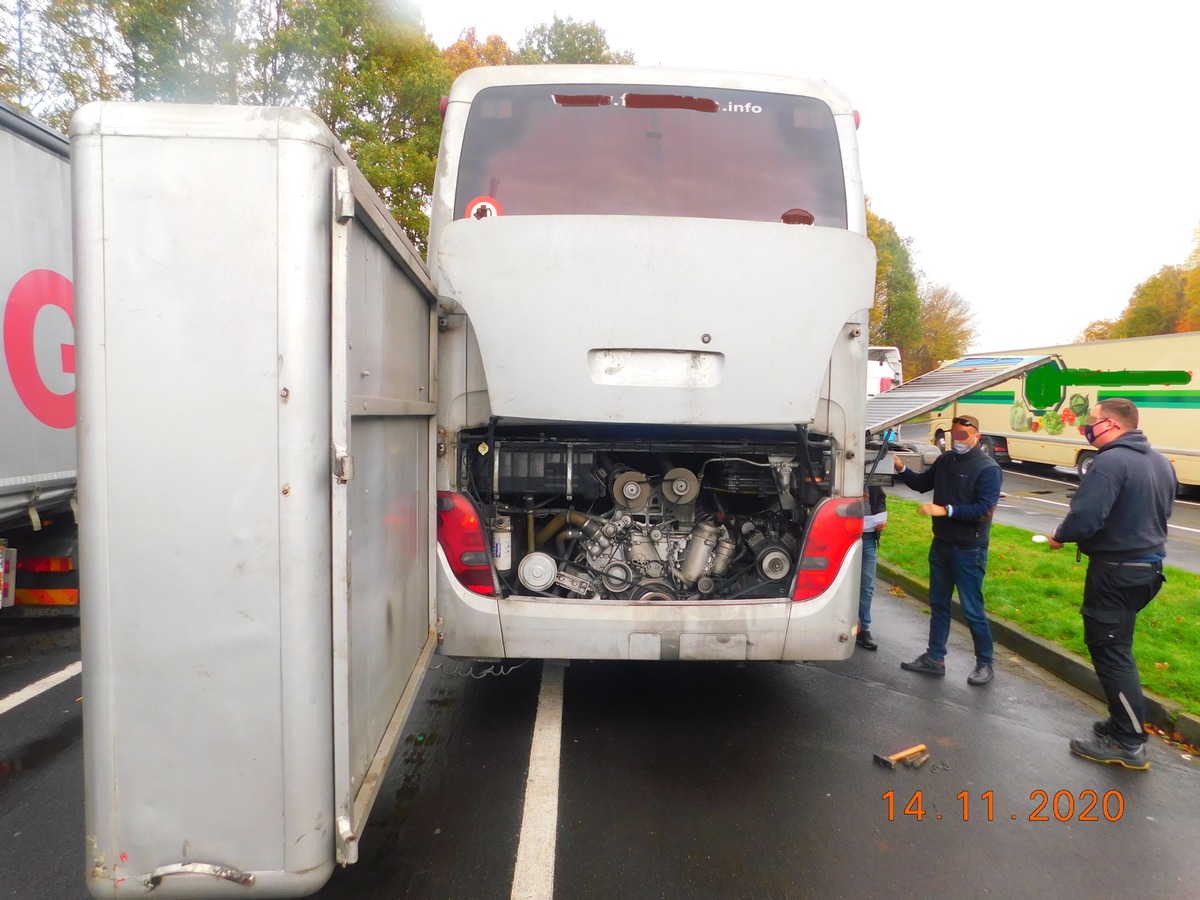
[910,753,931,769]
[873,743,927,769]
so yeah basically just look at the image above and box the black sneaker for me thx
[1092,719,1113,738]
[900,652,945,677]
[1069,735,1150,771]
[967,663,994,686]
[856,629,878,651]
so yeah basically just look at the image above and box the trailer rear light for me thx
[792,498,863,602]
[436,492,496,595]
[16,556,75,573]
[880,377,894,392]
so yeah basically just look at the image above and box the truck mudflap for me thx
[73,102,437,897]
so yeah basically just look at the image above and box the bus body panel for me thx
[437,216,877,426]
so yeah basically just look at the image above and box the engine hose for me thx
[555,529,586,556]
[535,510,603,547]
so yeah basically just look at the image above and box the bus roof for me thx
[447,65,856,115]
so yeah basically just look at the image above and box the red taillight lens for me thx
[16,556,75,573]
[880,377,894,392]
[436,492,496,595]
[792,498,864,601]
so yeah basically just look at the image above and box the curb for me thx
[876,560,1200,751]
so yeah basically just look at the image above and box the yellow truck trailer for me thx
[928,332,1199,486]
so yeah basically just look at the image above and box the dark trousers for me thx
[1082,560,1165,747]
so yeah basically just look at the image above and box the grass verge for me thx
[878,497,1200,717]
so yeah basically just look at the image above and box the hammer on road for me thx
[873,743,927,769]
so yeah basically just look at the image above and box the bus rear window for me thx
[455,84,848,227]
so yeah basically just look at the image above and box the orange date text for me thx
[883,790,1125,822]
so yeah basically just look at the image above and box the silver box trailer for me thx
[73,103,436,897]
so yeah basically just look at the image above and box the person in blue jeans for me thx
[892,415,1001,685]
[856,485,888,650]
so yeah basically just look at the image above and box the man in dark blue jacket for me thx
[893,415,1002,685]
[1048,398,1174,771]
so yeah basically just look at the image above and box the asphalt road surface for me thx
[306,590,1200,899]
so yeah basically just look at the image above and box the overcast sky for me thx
[419,1,1200,353]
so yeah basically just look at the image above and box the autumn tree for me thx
[107,0,246,102]
[1178,225,1200,333]
[865,198,921,362]
[2,3,633,250]
[0,35,17,103]
[516,15,634,64]
[1077,318,1117,342]
[443,27,514,76]
[1081,265,1188,340]
[1,0,54,108]
[908,283,977,376]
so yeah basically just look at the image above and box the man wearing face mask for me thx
[892,415,1001,685]
[1047,398,1174,770]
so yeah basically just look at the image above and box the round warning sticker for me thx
[465,196,503,219]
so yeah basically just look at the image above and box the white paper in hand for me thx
[1031,534,1049,543]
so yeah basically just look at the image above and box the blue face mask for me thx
[952,441,972,454]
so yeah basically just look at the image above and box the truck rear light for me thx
[436,492,497,595]
[16,556,75,573]
[880,377,894,392]
[792,497,863,601]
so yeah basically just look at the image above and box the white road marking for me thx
[511,662,565,900]
[1000,467,1200,509]
[0,660,82,716]
[1002,496,1200,535]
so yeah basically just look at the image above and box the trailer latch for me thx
[332,444,354,484]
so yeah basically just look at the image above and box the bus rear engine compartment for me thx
[443,429,851,602]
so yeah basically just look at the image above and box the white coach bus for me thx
[427,66,879,662]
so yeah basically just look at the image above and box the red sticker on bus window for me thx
[465,196,503,219]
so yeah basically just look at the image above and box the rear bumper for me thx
[435,543,860,661]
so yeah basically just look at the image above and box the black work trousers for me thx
[1081,560,1165,748]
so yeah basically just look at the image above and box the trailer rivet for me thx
[282,485,291,496]
[701,333,712,344]
[280,388,290,401]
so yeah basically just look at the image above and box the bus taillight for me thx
[792,498,863,602]
[436,492,497,595]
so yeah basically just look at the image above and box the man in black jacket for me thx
[893,415,1001,685]
[1048,398,1174,771]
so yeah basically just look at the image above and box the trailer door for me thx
[75,103,436,898]
[329,165,438,865]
